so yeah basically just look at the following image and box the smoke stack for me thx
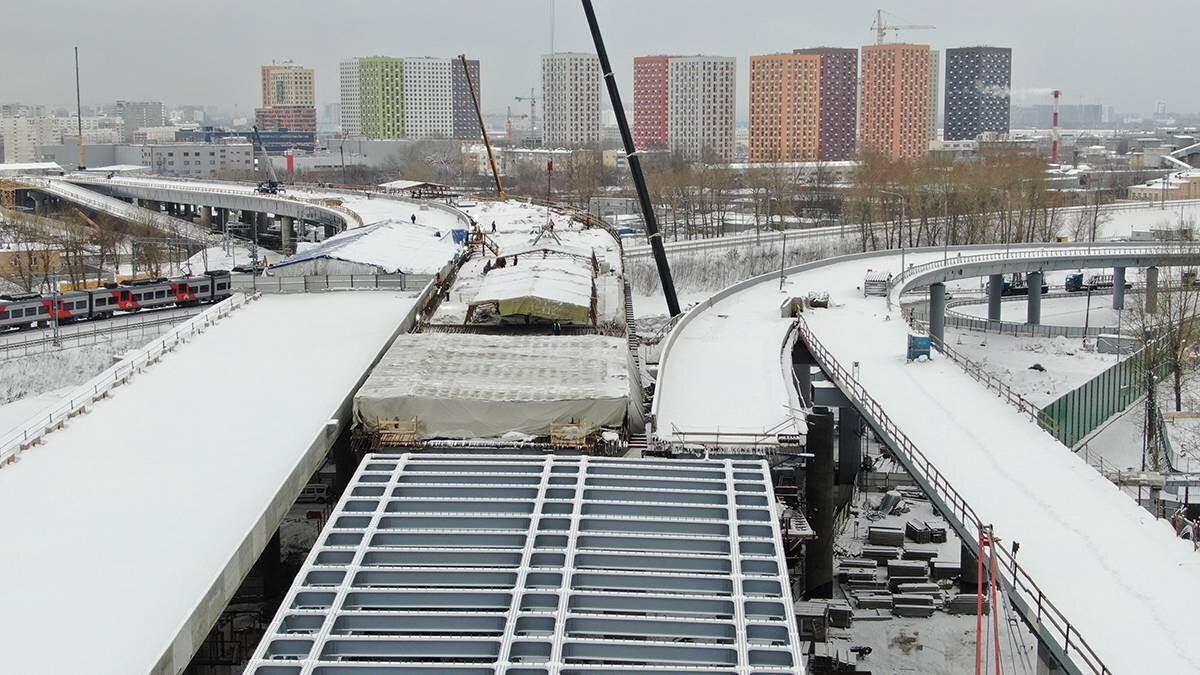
[1051,89,1061,164]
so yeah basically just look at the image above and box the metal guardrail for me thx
[0,307,199,358]
[889,243,1200,295]
[230,273,432,294]
[23,176,214,244]
[909,301,1119,339]
[0,292,257,468]
[792,316,1111,675]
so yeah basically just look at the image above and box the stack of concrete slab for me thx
[868,526,905,546]
[893,593,937,618]
[862,545,902,562]
[947,593,988,615]
[902,545,939,561]
[932,560,959,580]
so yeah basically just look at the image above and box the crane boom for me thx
[871,8,935,44]
[251,125,285,194]
[459,54,504,200]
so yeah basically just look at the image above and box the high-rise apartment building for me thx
[749,48,857,163]
[663,56,736,161]
[542,53,601,147]
[403,58,454,139]
[633,55,673,150]
[116,100,166,141]
[261,63,315,108]
[928,50,940,141]
[339,58,363,136]
[0,116,59,163]
[793,48,858,161]
[859,44,932,160]
[944,47,1012,141]
[256,63,316,133]
[451,59,481,140]
[340,56,481,140]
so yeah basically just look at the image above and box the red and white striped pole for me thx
[1051,90,1061,164]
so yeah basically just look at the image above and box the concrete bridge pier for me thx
[837,406,862,485]
[1146,266,1159,314]
[30,192,45,216]
[1113,266,1126,310]
[928,282,946,348]
[987,273,1003,322]
[803,408,835,599]
[199,205,213,231]
[792,340,817,407]
[959,541,980,592]
[280,216,295,255]
[1027,271,1043,325]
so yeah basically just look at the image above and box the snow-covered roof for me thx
[377,178,444,190]
[354,335,635,439]
[471,255,594,323]
[0,162,63,174]
[272,218,460,275]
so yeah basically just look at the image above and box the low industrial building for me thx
[1128,170,1200,201]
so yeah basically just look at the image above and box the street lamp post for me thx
[880,189,906,272]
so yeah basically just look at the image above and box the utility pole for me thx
[74,47,85,171]
[581,0,681,316]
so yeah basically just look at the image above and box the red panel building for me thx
[254,106,316,133]
[633,55,673,150]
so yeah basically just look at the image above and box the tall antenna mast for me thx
[74,46,85,170]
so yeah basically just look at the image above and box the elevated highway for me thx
[654,241,1200,674]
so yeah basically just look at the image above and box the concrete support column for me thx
[987,273,1003,321]
[1027,271,1043,325]
[804,408,836,599]
[280,216,295,255]
[1113,267,1126,310]
[30,193,45,216]
[255,211,269,236]
[836,406,862,485]
[256,528,284,599]
[792,341,817,408]
[1146,266,1159,314]
[1036,641,1062,674]
[332,428,357,495]
[241,209,256,225]
[959,540,980,592]
[199,205,213,230]
[929,282,946,348]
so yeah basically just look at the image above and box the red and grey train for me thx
[0,271,233,331]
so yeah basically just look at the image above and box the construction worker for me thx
[491,220,497,233]
[410,214,417,224]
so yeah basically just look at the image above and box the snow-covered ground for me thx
[0,291,417,675]
[943,329,1121,407]
[655,243,1200,674]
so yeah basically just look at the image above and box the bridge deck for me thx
[0,292,415,675]
[655,245,1200,673]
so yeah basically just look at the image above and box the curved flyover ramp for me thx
[654,242,1200,674]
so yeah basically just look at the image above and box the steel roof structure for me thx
[245,453,804,674]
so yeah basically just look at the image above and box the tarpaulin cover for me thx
[354,333,643,439]
[470,256,593,324]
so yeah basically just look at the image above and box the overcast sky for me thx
[4,0,1195,119]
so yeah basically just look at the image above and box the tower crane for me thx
[514,88,538,140]
[506,106,529,142]
[870,9,934,44]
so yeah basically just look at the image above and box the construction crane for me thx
[870,9,934,44]
[251,125,285,194]
[505,106,529,142]
[460,54,504,200]
[514,89,538,140]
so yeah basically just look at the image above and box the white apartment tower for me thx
[667,56,736,161]
[339,58,363,136]
[403,57,454,139]
[541,53,601,147]
[0,116,59,163]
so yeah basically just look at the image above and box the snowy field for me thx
[942,329,1122,406]
[0,291,416,675]
[655,243,1200,673]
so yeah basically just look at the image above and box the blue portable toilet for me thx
[451,228,469,245]
[906,334,932,361]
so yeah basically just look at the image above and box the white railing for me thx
[25,177,214,243]
[230,273,434,293]
[0,292,257,468]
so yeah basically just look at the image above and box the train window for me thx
[198,286,209,293]
[0,311,7,320]
[157,290,166,298]
[217,283,228,290]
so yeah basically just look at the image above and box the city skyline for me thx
[2,0,1195,120]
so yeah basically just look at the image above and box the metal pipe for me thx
[581,0,680,316]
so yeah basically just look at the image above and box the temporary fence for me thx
[0,306,201,359]
[1042,343,1168,447]
[230,273,433,294]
